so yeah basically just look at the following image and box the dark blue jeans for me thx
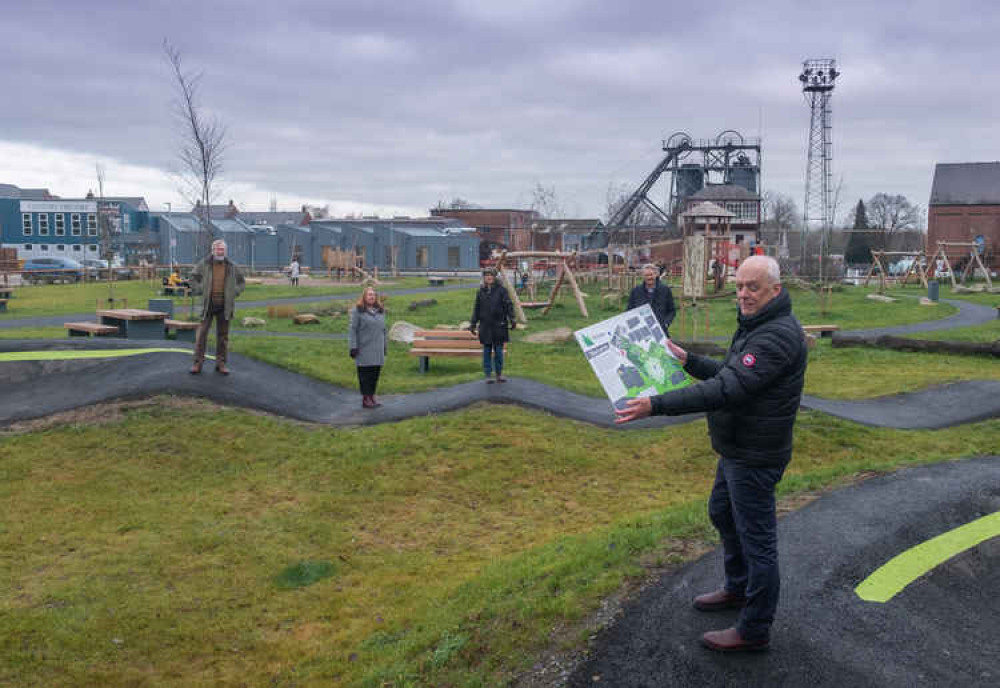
[482,342,504,377]
[708,457,786,642]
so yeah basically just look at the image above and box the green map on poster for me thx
[574,305,693,410]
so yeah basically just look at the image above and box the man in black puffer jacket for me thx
[616,256,808,653]
[627,263,676,336]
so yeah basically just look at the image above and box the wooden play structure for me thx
[863,250,930,292]
[494,250,588,322]
[322,246,372,282]
[926,241,994,290]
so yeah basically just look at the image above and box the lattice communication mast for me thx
[799,58,839,269]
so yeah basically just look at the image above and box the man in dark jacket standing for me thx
[470,267,516,383]
[628,263,676,335]
[189,239,245,375]
[616,256,807,652]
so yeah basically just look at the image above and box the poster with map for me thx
[574,305,692,410]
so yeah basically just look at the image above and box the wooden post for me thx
[540,261,566,315]
[498,250,527,323]
[562,254,589,318]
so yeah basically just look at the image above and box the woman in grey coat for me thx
[349,286,388,408]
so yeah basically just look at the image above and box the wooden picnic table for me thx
[0,288,14,300]
[97,308,168,339]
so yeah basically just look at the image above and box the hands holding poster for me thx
[574,305,692,411]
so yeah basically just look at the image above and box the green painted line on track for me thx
[0,348,213,362]
[856,510,1000,603]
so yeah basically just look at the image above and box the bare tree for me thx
[528,182,563,219]
[164,39,226,259]
[866,193,920,239]
[760,190,798,256]
[435,197,479,210]
[94,163,116,287]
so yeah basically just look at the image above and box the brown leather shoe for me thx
[701,627,769,652]
[190,362,202,375]
[362,395,374,408]
[693,588,747,611]
[215,364,230,375]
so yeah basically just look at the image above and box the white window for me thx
[56,244,65,252]
[40,244,49,251]
[22,213,32,235]
[23,244,32,251]
[38,214,49,235]
[88,244,98,252]
[55,213,65,235]
[71,213,82,235]
[87,213,98,235]
[72,244,82,252]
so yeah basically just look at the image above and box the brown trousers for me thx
[193,302,230,365]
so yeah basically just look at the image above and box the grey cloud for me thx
[0,0,998,216]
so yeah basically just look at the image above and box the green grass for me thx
[0,277,445,318]
[901,320,1000,343]
[888,283,999,307]
[0,327,66,340]
[233,281,958,339]
[1,402,997,686]
[805,339,999,398]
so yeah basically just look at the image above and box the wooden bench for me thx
[64,322,119,337]
[0,298,7,313]
[165,318,200,342]
[428,276,445,287]
[802,324,839,338]
[409,329,505,373]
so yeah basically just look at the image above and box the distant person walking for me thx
[349,286,387,408]
[616,256,808,652]
[289,258,300,286]
[470,267,515,383]
[189,239,245,375]
[628,263,676,336]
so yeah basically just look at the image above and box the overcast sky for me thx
[1,0,997,221]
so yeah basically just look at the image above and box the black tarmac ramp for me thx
[570,455,1000,687]
[0,340,998,430]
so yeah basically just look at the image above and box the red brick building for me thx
[429,208,540,260]
[928,162,1000,269]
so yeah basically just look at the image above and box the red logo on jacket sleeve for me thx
[741,353,756,367]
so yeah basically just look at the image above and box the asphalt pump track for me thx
[0,339,998,429]
[569,456,1000,687]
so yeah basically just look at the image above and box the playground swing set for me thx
[864,242,994,293]
[492,250,589,323]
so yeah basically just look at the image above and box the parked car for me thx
[82,258,111,279]
[22,256,85,284]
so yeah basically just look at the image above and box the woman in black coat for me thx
[470,267,516,383]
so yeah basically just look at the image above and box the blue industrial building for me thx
[308,219,479,272]
[1,184,151,262]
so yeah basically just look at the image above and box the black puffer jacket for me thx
[627,280,676,334]
[650,288,808,467]
[471,283,515,345]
